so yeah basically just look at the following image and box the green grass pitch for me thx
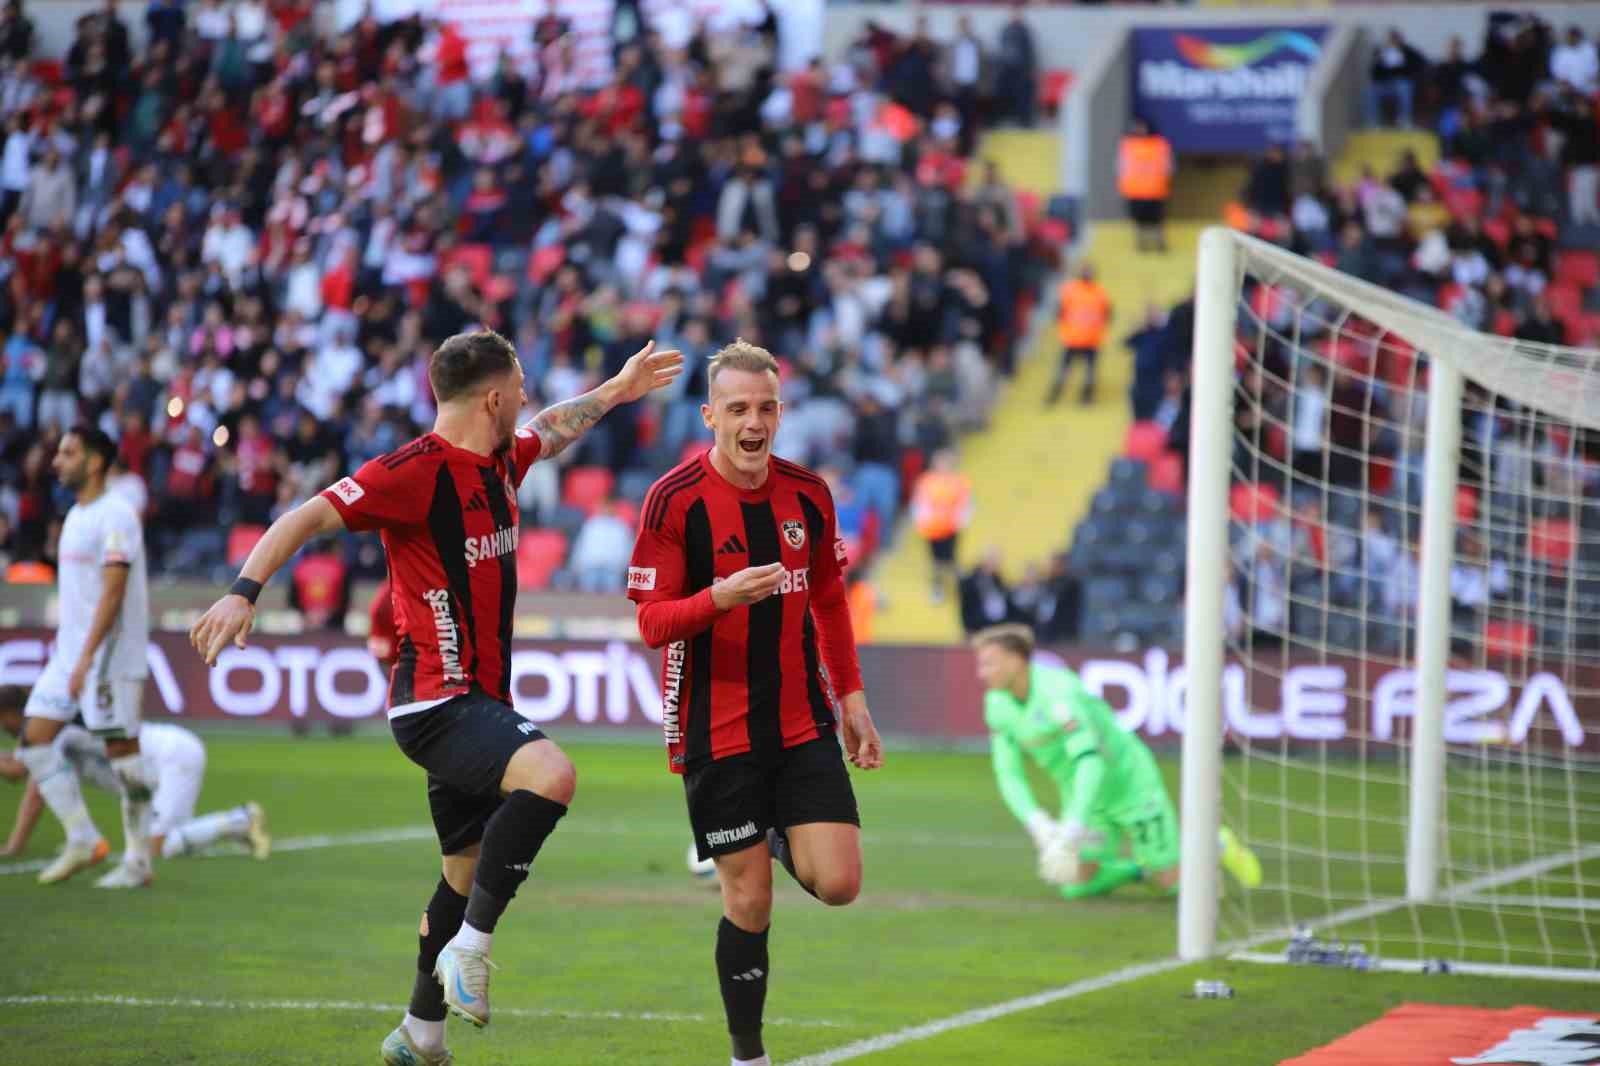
[1,732,1593,1065]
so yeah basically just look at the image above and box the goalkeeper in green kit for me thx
[973,625,1261,899]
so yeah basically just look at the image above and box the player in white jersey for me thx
[14,428,159,888]
[0,687,271,861]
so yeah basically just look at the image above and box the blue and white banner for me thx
[1132,25,1327,153]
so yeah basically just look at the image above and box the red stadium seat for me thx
[1481,217,1511,250]
[1039,69,1074,114]
[441,244,492,289]
[528,244,565,285]
[562,467,614,515]
[1555,250,1600,290]
[228,525,267,568]
[1148,451,1185,495]
[1545,282,1583,328]
[1230,482,1280,524]
[1124,421,1168,463]
[1455,486,1478,524]
[516,529,568,590]
[1484,619,1534,658]
[1528,517,1576,566]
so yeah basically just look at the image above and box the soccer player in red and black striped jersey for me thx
[628,340,884,1066]
[190,329,681,1065]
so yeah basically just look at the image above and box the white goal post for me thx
[1179,226,1600,979]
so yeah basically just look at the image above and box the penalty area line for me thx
[0,993,843,1029]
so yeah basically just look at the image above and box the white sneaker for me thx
[380,1024,453,1065]
[37,838,110,884]
[93,861,153,889]
[245,802,272,860]
[434,942,495,1028]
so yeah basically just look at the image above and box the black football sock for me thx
[766,827,819,900]
[717,917,769,1060]
[463,790,567,934]
[410,877,468,1021]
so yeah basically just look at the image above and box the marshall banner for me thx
[0,632,1594,752]
[1132,25,1327,153]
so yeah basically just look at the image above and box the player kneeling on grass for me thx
[973,625,1261,898]
[0,686,271,863]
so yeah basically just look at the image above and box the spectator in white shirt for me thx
[0,111,32,223]
[568,499,634,593]
[201,205,257,288]
[1550,26,1599,95]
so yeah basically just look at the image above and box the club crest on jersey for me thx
[782,520,805,550]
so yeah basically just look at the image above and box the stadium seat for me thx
[1482,217,1511,249]
[1556,250,1599,289]
[516,529,568,590]
[1455,486,1479,524]
[1545,282,1583,326]
[528,244,565,285]
[1529,517,1576,566]
[561,467,615,515]
[228,525,267,568]
[1108,456,1147,488]
[1123,421,1168,463]
[617,467,657,504]
[1230,482,1280,523]
[1148,451,1185,495]
[1039,69,1073,114]
[1485,619,1534,658]
[441,243,493,289]
[1084,576,1129,610]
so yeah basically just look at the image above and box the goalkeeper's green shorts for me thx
[1083,765,1180,872]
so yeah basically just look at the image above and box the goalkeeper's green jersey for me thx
[984,663,1162,828]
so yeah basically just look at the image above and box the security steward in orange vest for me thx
[1118,118,1174,252]
[1050,263,1112,406]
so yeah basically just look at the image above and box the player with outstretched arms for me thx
[15,427,158,889]
[628,340,884,1066]
[189,329,680,1066]
[973,624,1261,898]
[0,686,271,862]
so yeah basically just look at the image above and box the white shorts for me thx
[25,659,147,739]
[148,731,207,838]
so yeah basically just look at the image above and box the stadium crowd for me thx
[0,0,1053,593]
[1017,10,1600,650]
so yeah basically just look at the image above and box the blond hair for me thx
[707,339,780,393]
[972,623,1035,659]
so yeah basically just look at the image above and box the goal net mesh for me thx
[1211,233,1600,971]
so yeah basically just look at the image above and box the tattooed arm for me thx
[527,340,685,459]
[530,385,614,460]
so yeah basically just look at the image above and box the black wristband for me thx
[229,577,263,604]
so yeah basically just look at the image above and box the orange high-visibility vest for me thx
[1057,279,1111,348]
[1118,134,1173,201]
[912,472,972,541]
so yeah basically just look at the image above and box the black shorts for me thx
[390,690,547,855]
[684,734,860,861]
[929,535,958,564]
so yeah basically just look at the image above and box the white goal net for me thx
[1178,228,1600,979]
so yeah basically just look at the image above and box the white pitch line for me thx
[0,993,842,1028]
[792,842,1600,1064]
[787,958,1187,1066]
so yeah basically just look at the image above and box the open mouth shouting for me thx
[738,435,767,457]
